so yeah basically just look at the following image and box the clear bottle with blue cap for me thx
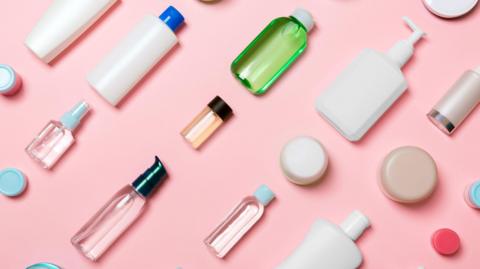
[204,184,275,258]
[26,101,90,169]
[87,6,185,106]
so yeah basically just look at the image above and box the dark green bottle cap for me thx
[132,156,168,198]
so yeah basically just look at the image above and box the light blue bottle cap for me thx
[0,168,27,197]
[0,64,16,94]
[60,101,90,130]
[253,184,275,206]
[26,262,61,269]
[469,181,480,207]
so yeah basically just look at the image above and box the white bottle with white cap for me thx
[276,211,370,269]
[25,0,118,63]
[316,17,426,141]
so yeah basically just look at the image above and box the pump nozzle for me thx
[403,16,425,46]
[387,16,426,68]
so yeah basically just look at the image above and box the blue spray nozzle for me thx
[60,101,90,130]
[159,6,184,32]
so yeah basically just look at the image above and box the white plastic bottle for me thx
[25,0,118,63]
[277,211,370,269]
[87,6,184,106]
[316,17,425,142]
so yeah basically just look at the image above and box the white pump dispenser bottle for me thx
[276,211,370,269]
[316,17,425,142]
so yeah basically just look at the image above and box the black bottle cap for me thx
[208,96,233,121]
[132,156,168,198]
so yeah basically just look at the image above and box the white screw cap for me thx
[340,210,370,241]
[291,8,314,32]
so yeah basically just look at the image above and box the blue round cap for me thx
[253,184,275,206]
[0,64,16,94]
[26,263,61,269]
[469,181,480,207]
[159,6,184,32]
[0,168,27,197]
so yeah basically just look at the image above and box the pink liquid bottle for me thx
[25,101,90,169]
[204,184,275,258]
[71,156,168,261]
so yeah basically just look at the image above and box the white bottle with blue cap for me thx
[26,101,90,169]
[204,184,275,258]
[87,6,185,106]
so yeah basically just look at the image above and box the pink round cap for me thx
[431,228,460,255]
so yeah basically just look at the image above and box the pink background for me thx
[1,0,480,268]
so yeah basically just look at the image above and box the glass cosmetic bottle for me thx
[204,184,275,258]
[25,101,90,169]
[181,96,233,149]
[71,156,168,261]
[231,8,314,95]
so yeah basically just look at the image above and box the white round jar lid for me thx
[280,136,328,185]
[423,0,478,18]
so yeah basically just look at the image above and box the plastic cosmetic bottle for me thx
[316,17,425,141]
[204,185,275,258]
[231,8,314,95]
[25,101,90,169]
[428,67,480,135]
[88,6,184,106]
[277,211,370,269]
[25,0,118,63]
[72,157,168,261]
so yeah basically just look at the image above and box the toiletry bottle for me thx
[316,17,425,141]
[181,96,233,149]
[25,0,118,63]
[277,211,370,269]
[428,67,480,135]
[71,156,167,261]
[26,101,90,169]
[464,180,480,209]
[231,8,314,95]
[88,6,184,106]
[204,185,275,258]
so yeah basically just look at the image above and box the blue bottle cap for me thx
[0,168,27,197]
[469,181,480,207]
[159,6,184,32]
[0,64,16,94]
[26,262,61,269]
[253,184,275,206]
[60,101,90,130]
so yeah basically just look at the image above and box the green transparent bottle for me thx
[231,8,314,95]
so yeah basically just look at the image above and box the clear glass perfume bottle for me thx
[181,96,233,149]
[204,185,275,258]
[71,156,168,261]
[25,101,90,169]
[231,8,313,95]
